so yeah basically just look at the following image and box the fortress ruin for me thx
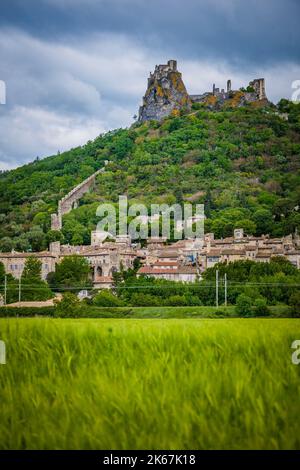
[139,60,268,121]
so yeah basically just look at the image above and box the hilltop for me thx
[0,96,300,251]
[138,60,268,122]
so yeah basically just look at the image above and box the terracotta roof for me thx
[256,252,271,258]
[176,266,197,274]
[207,249,222,256]
[147,238,167,243]
[154,261,178,266]
[215,237,234,244]
[158,251,179,258]
[138,266,197,275]
[222,249,246,256]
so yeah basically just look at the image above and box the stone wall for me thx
[51,164,107,231]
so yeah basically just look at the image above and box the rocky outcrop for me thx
[138,60,192,122]
[138,60,268,120]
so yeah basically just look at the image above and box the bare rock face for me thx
[138,60,192,122]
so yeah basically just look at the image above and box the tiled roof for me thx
[222,249,246,255]
[176,266,198,274]
[207,249,222,256]
[147,238,167,243]
[154,261,178,266]
[158,251,179,258]
[138,266,197,275]
[256,252,272,258]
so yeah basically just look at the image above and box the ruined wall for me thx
[50,165,107,231]
[190,77,267,108]
[249,78,266,100]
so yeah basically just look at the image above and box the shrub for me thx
[92,291,125,307]
[185,295,202,306]
[288,292,300,318]
[253,297,270,317]
[130,293,161,307]
[166,295,187,306]
[54,293,81,318]
[0,306,132,318]
[0,307,55,317]
[213,309,227,316]
[235,294,253,316]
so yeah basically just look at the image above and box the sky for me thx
[0,0,300,170]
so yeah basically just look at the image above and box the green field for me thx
[0,318,300,449]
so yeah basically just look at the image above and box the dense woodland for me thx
[0,99,300,251]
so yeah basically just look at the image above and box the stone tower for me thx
[249,78,266,100]
[138,60,192,122]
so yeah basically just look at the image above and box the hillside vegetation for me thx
[1,99,300,250]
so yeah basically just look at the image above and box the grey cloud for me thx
[0,1,299,169]
[1,0,299,66]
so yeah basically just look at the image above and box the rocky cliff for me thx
[138,60,268,121]
[138,60,192,122]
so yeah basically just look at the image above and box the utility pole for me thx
[18,277,21,304]
[4,275,7,306]
[224,273,227,307]
[216,269,219,308]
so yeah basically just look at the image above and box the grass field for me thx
[0,318,300,449]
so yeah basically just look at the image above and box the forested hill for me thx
[0,99,300,251]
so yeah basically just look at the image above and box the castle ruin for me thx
[138,60,192,121]
[139,60,268,122]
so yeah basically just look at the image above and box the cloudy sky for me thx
[0,0,299,170]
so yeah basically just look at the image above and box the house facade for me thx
[0,228,299,288]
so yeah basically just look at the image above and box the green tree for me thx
[49,255,92,291]
[0,237,14,252]
[93,291,125,307]
[253,297,270,317]
[21,257,53,301]
[54,292,81,317]
[236,294,252,316]
[253,209,273,235]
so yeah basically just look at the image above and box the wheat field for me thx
[0,318,300,449]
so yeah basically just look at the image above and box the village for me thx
[0,227,299,290]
